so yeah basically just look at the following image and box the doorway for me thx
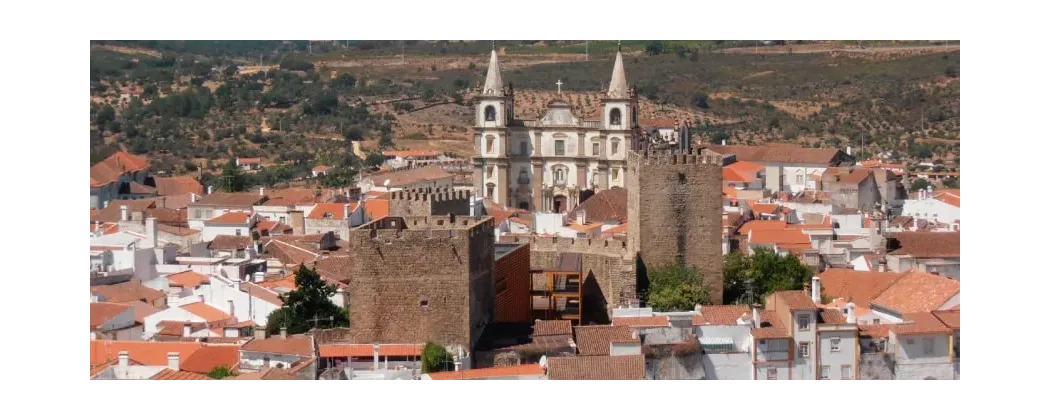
[553,195,567,213]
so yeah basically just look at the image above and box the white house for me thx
[707,144,855,193]
[237,157,263,171]
[90,302,143,341]
[239,331,315,371]
[142,300,235,337]
[202,212,255,242]
[901,187,960,227]
[312,165,332,178]
[887,312,955,380]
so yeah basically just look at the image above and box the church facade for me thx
[471,46,641,213]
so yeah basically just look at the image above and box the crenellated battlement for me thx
[497,235,632,258]
[390,187,472,202]
[352,215,495,245]
[627,147,724,166]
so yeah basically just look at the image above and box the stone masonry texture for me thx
[627,148,725,304]
[347,216,495,351]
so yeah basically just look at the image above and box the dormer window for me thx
[484,106,496,122]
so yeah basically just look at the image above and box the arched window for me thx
[484,106,497,122]
[552,165,568,186]
[610,108,622,125]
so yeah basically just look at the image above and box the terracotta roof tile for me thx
[749,228,811,246]
[751,327,791,339]
[154,176,204,196]
[749,203,783,216]
[157,224,200,237]
[264,240,320,266]
[640,118,677,128]
[241,335,314,357]
[891,312,952,336]
[573,325,633,356]
[723,167,757,183]
[932,309,960,330]
[822,167,873,185]
[90,302,132,329]
[533,320,573,337]
[180,346,241,374]
[888,232,960,258]
[91,198,157,222]
[229,367,304,380]
[313,256,354,284]
[193,193,266,207]
[156,320,209,336]
[209,234,253,250]
[871,271,959,314]
[91,282,165,305]
[362,199,390,219]
[90,151,150,187]
[768,290,819,311]
[932,189,961,208]
[858,324,890,338]
[90,340,204,366]
[312,165,332,172]
[207,212,251,224]
[179,302,233,323]
[547,355,645,380]
[612,315,671,328]
[738,220,787,235]
[126,301,165,324]
[725,160,765,174]
[167,270,211,288]
[568,188,627,223]
[692,305,751,326]
[240,282,284,306]
[317,344,424,358]
[818,308,848,325]
[307,203,353,220]
[817,268,904,310]
[150,369,212,380]
[427,364,545,380]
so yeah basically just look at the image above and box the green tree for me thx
[94,105,116,126]
[218,158,246,192]
[265,265,348,335]
[645,41,665,56]
[909,178,932,192]
[365,151,386,167]
[343,126,364,141]
[722,249,813,304]
[691,91,710,109]
[207,365,237,379]
[645,263,710,311]
[421,342,453,373]
[941,177,959,189]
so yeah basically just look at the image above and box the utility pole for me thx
[585,41,588,61]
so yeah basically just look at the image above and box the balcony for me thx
[551,274,581,294]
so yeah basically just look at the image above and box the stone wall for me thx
[347,216,495,350]
[627,148,725,303]
[497,236,635,315]
[388,187,472,217]
[859,353,895,380]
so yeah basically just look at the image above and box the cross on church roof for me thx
[556,79,563,94]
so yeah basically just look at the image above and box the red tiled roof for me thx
[751,327,791,339]
[127,301,164,324]
[932,309,960,330]
[725,160,765,174]
[150,369,213,380]
[193,193,266,207]
[91,151,150,187]
[91,282,165,305]
[822,167,873,185]
[238,157,262,164]
[600,223,628,239]
[888,232,960,258]
[91,198,157,222]
[90,340,204,366]
[749,229,811,246]
[228,367,304,380]
[858,324,890,338]
[640,118,678,128]
[612,315,671,328]
[428,364,546,380]
[891,312,952,336]
[307,203,353,220]
[180,346,241,374]
[209,234,252,250]
[547,355,645,380]
[692,305,751,326]
[723,167,757,183]
[749,203,782,216]
[767,290,819,311]
[207,212,251,224]
[818,308,849,325]
[167,270,210,288]
[240,282,284,306]
[264,239,320,266]
[573,325,634,356]
[154,177,204,196]
[362,199,390,219]
[156,320,209,337]
[817,269,904,310]
[568,188,627,223]
[90,302,132,329]
[317,344,424,358]
[180,302,233,323]
[313,165,332,172]
[870,271,959,314]
[932,189,960,208]
[241,335,314,356]
[738,220,787,235]
[533,320,573,337]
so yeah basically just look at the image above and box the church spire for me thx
[482,45,504,96]
[607,44,628,99]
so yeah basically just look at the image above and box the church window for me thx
[611,140,620,155]
[612,168,619,180]
[796,174,804,184]
[484,106,496,122]
[486,135,494,153]
[610,108,622,125]
[487,166,494,178]
[553,165,568,186]
[592,143,600,156]
[555,140,565,156]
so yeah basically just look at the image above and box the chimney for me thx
[751,303,762,329]
[878,258,887,272]
[190,193,197,203]
[207,185,213,195]
[454,358,462,371]
[254,326,267,340]
[576,209,586,225]
[183,322,192,337]
[253,271,265,283]
[343,203,351,220]
[846,146,852,156]
[280,327,288,339]
[167,352,180,372]
[94,220,100,233]
[120,205,129,222]
[373,344,381,371]
[288,210,305,235]
[845,301,857,324]
[145,217,158,248]
[811,276,821,304]
[118,351,129,368]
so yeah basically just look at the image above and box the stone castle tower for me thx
[626,145,726,304]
